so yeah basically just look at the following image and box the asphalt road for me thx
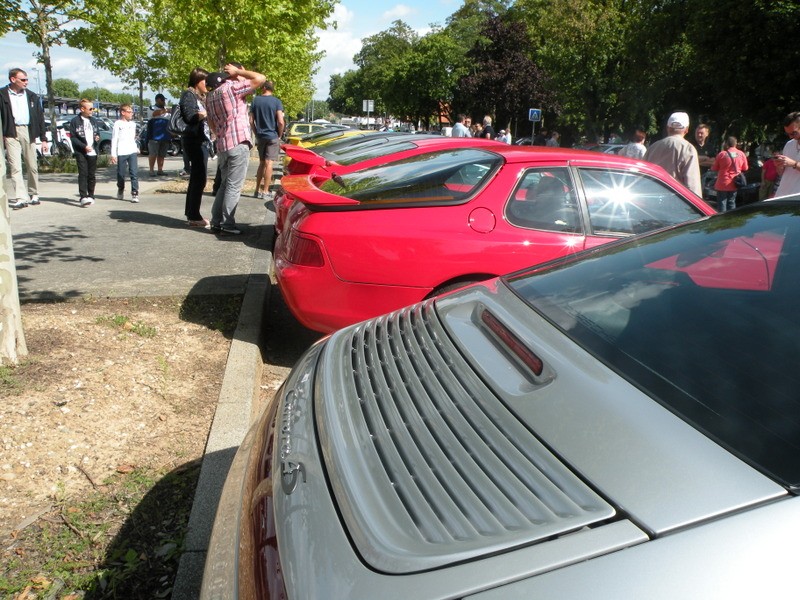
[6,155,273,301]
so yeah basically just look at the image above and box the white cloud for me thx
[383,4,416,20]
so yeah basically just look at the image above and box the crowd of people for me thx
[3,63,800,221]
[1,63,285,237]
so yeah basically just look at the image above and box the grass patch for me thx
[0,462,201,599]
[0,364,19,389]
[96,315,157,338]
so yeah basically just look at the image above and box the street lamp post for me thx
[92,80,98,111]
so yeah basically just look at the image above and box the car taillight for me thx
[480,309,544,376]
[286,231,325,267]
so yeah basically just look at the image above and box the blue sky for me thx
[1,0,458,102]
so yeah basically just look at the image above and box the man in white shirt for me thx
[0,68,48,209]
[775,112,800,198]
[451,114,471,138]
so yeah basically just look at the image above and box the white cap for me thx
[667,111,690,129]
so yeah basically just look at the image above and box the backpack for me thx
[168,104,187,137]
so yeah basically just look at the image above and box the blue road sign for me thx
[528,108,542,122]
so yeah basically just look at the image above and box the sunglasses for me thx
[16,78,28,82]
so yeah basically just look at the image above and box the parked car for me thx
[287,126,366,148]
[276,137,502,234]
[203,198,800,600]
[284,131,413,171]
[275,145,716,332]
[284,120,348,144]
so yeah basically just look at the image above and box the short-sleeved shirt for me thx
[711,149,749,192]
[644,135,702,197]
[206,79,254,153]
[250,94,284,140]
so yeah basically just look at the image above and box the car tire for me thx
[99,140,111,155]
[168,140,182,156]
[428,277,489,298]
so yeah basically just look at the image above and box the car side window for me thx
[506,168,582,233]
[580,169,704,236]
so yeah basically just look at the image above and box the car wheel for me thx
[428,277,489,298]
[168,140,181,156]
[99,140,111,155]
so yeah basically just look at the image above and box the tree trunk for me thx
[0,113,28,365]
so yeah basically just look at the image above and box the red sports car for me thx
[275,145,716,333]
[275,137,505,234]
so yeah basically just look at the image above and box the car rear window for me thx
[318,148,502,203]
[331,141,419,166]
[506,203,800,489]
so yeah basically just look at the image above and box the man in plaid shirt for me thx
[206,63,266,235]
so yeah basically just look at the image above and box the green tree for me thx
[153,0,335,118]
[389,29,466,128]
[67,0,168,120]
[456,13,555,134]
[7,0,81,142]
[328,70,366,116]
[516,0,629,141]
[52,77,80,97]
[353,20,418,115]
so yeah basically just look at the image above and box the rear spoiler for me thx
[281,174,360,207]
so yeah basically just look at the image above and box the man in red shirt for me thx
[206,63,266,235]
[711,136,748,212]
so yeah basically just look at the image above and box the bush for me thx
[38,154,111,173]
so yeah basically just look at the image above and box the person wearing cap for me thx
[644,111,702,197]
[205,63,266,235]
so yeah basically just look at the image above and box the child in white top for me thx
[111,104,140,202]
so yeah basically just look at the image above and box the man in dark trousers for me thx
[0,68,48,209]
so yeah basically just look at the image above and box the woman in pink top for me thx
[711,136,749,212]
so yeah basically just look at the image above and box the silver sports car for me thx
[202,199,800,599]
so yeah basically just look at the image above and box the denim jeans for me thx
[116,153,139,193]
[717,190,737,213]
[211,143,250,228]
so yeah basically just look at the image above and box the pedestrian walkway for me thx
[7,155,274,301]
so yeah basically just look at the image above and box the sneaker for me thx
[28,195,40,205]
[209,224,222,233]
[179,170,189,178]
[116,190,124,200]
[9,199,27,210]
[130,193,139,203]
[80,197,94,207]
[219,226,242,236]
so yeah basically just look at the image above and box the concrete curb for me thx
[171,210,273,600]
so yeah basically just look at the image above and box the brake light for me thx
[480,309,544,376]
[286,232,325,267]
